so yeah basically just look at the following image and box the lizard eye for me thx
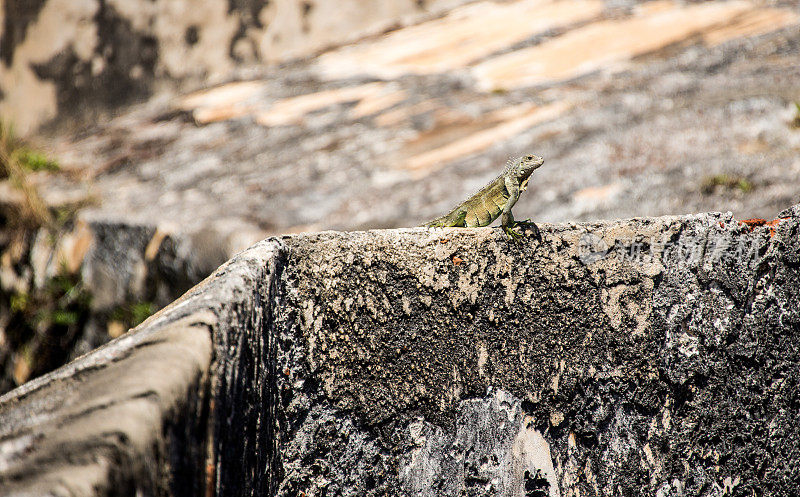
[525,155,533,161]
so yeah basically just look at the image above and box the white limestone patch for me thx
[400,388,561,496]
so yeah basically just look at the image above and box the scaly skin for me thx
[422,154,544,240]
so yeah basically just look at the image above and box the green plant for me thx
[9,292,29,313]
[701,174,753,194]
[31,273,92,327]
[0,121,56,228]
[791,102,800,129]
[111,301,156,328]
[50,309,80,326]
[16,149,59,172]
[3,269,93,387]
[130,301,156,326]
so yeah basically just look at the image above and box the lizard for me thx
[421,154,544,240]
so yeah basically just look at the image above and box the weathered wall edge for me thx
[0,204,798,496]
[0,238,287,496]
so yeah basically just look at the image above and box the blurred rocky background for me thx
[1,0,799,393]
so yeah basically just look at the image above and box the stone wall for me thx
[1,204,798,496]
[0,0,470,135]
[0,220,229,393]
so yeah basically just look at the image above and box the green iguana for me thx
[421,154,544,240]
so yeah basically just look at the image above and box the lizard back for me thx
[423,175,509,227]
[421,154,543,229]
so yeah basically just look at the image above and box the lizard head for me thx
[507,154,544,189]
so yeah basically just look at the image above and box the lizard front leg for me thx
[501,175,540,241]
[501,176,520,229]
[501,176,523,240]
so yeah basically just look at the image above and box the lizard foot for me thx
[502,225,525,242]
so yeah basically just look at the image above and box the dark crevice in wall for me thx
[214,243,287,497]
[166,343,213,497]
[227,0,267,62]
[30,1,158,129]
[0,0,48,65]
[185,26,200,46]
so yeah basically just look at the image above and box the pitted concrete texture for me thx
[268,208,800,495]
[1,2,799,483]
[1,207,799,495]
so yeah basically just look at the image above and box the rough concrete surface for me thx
[2,1,798,383]
[269,208,799,496]
[0,220,230,393]
[0,0,799,493]
[0,238,283,496]
[1,206,798,496]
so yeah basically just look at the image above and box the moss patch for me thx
[791,102,800,129]
[700,173,753,195]
[110,301,156,329]
[0,121,57,230]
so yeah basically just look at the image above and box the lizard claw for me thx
[503,225,524,242]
